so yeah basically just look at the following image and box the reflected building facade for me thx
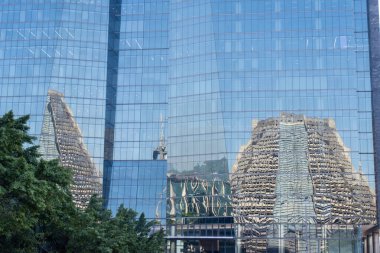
[231,113,376,252]
[0,0,109,195]
[168,157,231,218]
[40,90,102,208]
[103,0,169,219]
[167,0,380,252]
[1,0,380,252]
[0,0,169,220]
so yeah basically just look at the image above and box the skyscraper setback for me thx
[1,0,380,252]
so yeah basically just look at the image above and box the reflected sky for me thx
[106,160,167,220]
[168,0,375,191]
[0,1,109,173]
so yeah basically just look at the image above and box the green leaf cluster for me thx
[68,197,164,253]
[0,111,164,253]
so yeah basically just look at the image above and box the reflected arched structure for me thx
[40,90,102,208]
[231,113,376,252]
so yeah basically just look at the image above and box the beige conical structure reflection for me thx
[231,113,376,253]
[40,90,102,209]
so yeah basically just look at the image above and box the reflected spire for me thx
[159,113,165,147]
[153,113,167,160]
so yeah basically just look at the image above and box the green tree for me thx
[68,197,165,253]
[0,111,75,253]
[0,111,165,253]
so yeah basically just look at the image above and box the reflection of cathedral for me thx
[231,113,376,252]
[39,90,102,208]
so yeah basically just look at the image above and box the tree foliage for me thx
[0,111,164,253]
[68,197,165,253]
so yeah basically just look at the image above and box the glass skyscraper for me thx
[103,0,169,218]
[0,0,109,179]
[1,0,380,252]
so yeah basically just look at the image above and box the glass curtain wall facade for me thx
[1,0,380,252]
[0,0,109,207]
[103,0,169,220]
[167,0,378,252]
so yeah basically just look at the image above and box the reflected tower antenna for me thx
[153,113,167,160]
